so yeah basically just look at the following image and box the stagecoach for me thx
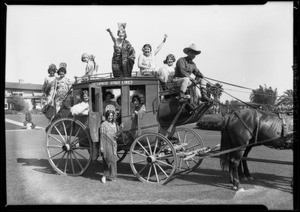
[45,72,215,184]
[45,72,293,189]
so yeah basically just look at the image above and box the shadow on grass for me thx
[16,157,293,193]
[16,157,139,182]
[174,167,293,193]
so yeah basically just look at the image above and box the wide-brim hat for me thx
[183,44,201,55]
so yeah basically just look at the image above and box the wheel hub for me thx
[62,143,71,151]
[147,155,156,163]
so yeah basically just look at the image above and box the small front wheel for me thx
[129,133,177,184]
[168,127,205,173]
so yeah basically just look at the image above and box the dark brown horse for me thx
[220,108,293,191]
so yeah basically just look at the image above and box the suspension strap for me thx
[279,113,287,137]
[233,110,254,137]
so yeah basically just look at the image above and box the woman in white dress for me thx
[138,34,168,76]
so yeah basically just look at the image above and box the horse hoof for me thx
[247,176,254,181]
[240,176,248,181]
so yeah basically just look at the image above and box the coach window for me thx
[129,85,146,108]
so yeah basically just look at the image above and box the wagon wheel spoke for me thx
[62,121,68,143]
[131,150,147,158]
[54,125,67,144]
[47,145,63,149]
[48,134,64,145]
[155,162,169,178]
[146,137,153,155]
[55,151,67,166]
[68,121,74,143]
[70,151,75,175]
[71,151,84,171]
[138,163,149,175]
[156,159,174,168]
[153,138,159,155]
[50,149,65,159]
[73,149,89,160]
[147,165,152,181]
[72,136,88,146]
[152,163,160,183]
[64,152,69,173]
[73,146,90,150]
[137,141,150,156]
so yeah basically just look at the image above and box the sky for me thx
[5,2,294,103]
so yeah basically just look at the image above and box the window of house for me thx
[12,92,23,96]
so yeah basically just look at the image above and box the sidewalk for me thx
[5,118,44,130]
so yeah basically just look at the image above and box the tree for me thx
[250,84,277,105]
[276,89,293,106]
[207,83,223,100]
[7,95,27,112]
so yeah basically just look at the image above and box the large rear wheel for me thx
[46,118,92,176]
[129,133,177,184]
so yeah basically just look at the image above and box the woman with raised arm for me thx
[138,34,168,76]
[106,23,135,77]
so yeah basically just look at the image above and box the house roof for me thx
[5,82,43,91]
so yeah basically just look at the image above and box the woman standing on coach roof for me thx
[42,63,57,104]
[53,62,72,113]
[106,23,135,77]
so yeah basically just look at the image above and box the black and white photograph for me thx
[3,1,296,209]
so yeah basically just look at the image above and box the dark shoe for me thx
[200,95,211,102]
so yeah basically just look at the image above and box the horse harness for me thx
[233,109,260,143]
[233,109,292,148]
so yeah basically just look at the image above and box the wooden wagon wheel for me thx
[129,133,177,184]
[46,118,92,176]
[167,127,205,173]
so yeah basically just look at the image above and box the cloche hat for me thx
[183,44,201,55]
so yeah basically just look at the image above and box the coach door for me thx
[89,84,102,143]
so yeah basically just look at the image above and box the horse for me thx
[219,107,293,191]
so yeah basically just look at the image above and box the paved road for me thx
[5,115,294,209]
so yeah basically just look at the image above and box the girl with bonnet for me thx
[100,110,121,183]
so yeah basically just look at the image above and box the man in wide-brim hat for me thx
[173,43,210,103]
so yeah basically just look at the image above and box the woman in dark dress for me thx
[106,23,135,77]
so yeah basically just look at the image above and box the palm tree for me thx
[276,89,293,105]
[276,89,293,111]
[250,84,277,105]
[207,83,223,100]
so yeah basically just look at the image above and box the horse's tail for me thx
[220,115,231,171]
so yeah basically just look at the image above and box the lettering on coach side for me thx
[110,81,121,85]
[93,82,109,86]
[121,81,133,85]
